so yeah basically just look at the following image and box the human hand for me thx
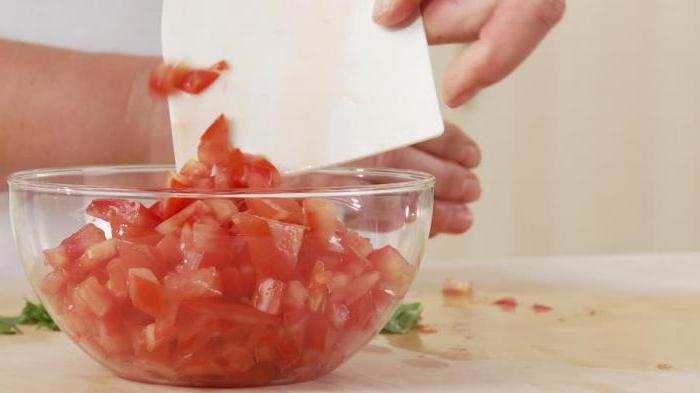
[351,122,480,236]
[373,0,565,107]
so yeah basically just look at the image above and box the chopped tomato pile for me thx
[39,115,414,386]
[149,60,229,96]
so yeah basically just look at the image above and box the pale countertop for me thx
[2,191,700,392]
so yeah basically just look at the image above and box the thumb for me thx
[373,0,423,26]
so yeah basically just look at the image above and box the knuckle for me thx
[533,0,566,29]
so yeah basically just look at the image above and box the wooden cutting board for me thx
[2,254,700,392]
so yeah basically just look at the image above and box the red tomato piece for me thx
[128,268,164,317]
[60,223,106,260]
[328,303,350,329]
[183,300,280,326]
[344,271,381,305]
[41,269,69,295]
[74,276,114,317]
[283,280,308,311]
[304,311,329,352]
[150,198,194,220]
[149,63,188,96]
[178,69,220,94]
[86,199,161,228]
[164,267,223,300]
[243,154,281,188]
[253,278,286,315]
[532,303,553,313]
[341,230,373,259]
[44,246,71,270]
[156,233,182,266]
[267,220,305,267]
[76,239,118,272]
[203,199,238,222]
[197,115,231,167]
[156,201,211,234]
[368,245,412,296]
[303,199,337,240]
[493,297,518,309]
[246,198,303,223]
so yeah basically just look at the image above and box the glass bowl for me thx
[7,165,434,387]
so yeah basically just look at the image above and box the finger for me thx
[422,0,498,44]
[442,0,566,107]
[430,202,473,236]
[375,147,481,203]
[413,122,481,168]
[373,0,422,26]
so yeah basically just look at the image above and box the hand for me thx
[351,123,481,236]
[373,0,565,107]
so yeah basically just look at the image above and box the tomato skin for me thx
[60,224,106,260]
[75,276,115,318]
[149,63,188,96]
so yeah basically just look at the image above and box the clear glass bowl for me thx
[7,165,434,387]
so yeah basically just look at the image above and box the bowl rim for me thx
[7,165,435,198]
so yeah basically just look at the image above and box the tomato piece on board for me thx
[246,198,303,223]
[149,63,188,96]
[210,60,230,72]
[128,268,164,317]
[243,154,281,188]
[532,303,553,313]
[493,297,518,310]
[253,278,286,315]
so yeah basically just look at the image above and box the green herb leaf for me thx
[381,302,423,334]
[0,300,59,335]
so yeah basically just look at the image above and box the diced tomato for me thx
[368,245,412,296]
[76,239,118,272]
[41,269,69,295]
[60,224,106,260]
[178,69,220,94]
[283,280,308,311]
[75,276,114,317]
[183,300,280,326]
[342,231,373,259]
[328,303,350,329]
[44,246,71,269]
[304,199,337,240]
[204,199,238,222]
[253,278,286,315]
[87,199,161,228]
[156,201,211,234]
[246,198,303,223]
[197,115,230,167]
[156,233,182,266]
[38,93,421,386]
[128,268,164,317]
[164,268,223,300]
[344,271,381,305]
